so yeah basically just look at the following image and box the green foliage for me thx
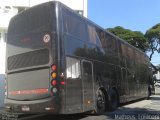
[107,26,148,52]
[157,64,160,71]
[145,23,160,60]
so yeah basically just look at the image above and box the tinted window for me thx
[127,47,134,60]
[121,43,127,57]
[96,29,106,48]
[63,10,86,40]
[8,3,52,36]
[87,24,102,47]
[106,33,117,53]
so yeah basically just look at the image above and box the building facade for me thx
[0,0,87,107]
[155,71,160,80]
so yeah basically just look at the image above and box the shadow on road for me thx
[1,95,160,120]
[33,114,89,120]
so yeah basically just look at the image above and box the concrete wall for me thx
[0,36,6,74]
[0,74,5,107]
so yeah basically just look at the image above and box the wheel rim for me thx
[96,90,105,112]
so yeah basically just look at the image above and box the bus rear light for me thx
[60,81,65,85]
[51,80,57,86]
[51,88,57,93]
[51,65,57,71]
[60,73,64,78]
[51,72,57,79]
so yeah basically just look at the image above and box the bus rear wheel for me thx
[107,89,118,111]
[95,89,106,114]
[147,86,151,99]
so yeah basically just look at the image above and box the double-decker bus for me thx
[5,1,153,114]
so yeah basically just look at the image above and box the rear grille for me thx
[8,49,49,70]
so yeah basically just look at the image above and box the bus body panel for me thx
[7,68,50,100]
[5,97,60,113]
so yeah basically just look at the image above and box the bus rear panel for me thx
[5,2,61,113]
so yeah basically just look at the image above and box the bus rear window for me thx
[8,3,52,36]
[8,49,49,70]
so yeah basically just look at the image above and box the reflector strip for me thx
[9,89,48,95]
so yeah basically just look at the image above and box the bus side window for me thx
[62,9,86,41]
[105,33,117,53]
[96,30,106,48]
[66,57,81,79]
[87,24,102,47]
[121,43,127,58]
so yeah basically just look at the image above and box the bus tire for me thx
[107,89,118,111]
[95,89,106,114]
[147,87,151,99]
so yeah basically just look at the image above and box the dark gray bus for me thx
[5,1,153,114]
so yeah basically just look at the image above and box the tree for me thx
[157,64,160,71]
[145,23,160,61]
[107,26,148,52]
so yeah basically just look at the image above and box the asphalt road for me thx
[21,95,160,120]
[1,95,160,120]
[86,95,160,120]
[79,95,160,120]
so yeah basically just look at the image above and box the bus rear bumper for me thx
[5,97,60,114]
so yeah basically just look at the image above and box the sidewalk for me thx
[0,107,5,113]
[155,86,160,94]
[0,107,5,120]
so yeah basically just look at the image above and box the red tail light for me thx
[60,81,65,85]
[51,65,56,71]
[50,64,58,95]
[51,80,57,86]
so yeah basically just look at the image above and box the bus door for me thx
[81,60,95,112]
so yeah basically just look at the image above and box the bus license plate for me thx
[22,106,30,111]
